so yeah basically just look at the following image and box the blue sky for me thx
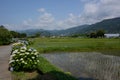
[0,0,120,30]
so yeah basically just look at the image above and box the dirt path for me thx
[0,45,11,80]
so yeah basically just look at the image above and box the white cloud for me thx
[34,13,55,29]
[23,9,56,30]
[78,0,120,24]
[57,13,80,29]
[37,8,45,13]
[4,24,28,30]
[84,3,98,14]
[23,19,32,26]
[22,8,80,30]
[35,0,120,30]
[22,0,120,30]
[6,0,120,30]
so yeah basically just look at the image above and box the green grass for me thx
[11,71,41,80]
[37,56,61,73]
[30,38,120,56]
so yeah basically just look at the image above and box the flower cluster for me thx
[9,42,39,71]
[12,42,25,51]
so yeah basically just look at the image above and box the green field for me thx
[30,38,120,56]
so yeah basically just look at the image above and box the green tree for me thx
[20,33,27,38]
[96,30,105,38]
[0,25,12,45]
[10,31,19,38]
[90,32,97,38]
[10,31,27,38]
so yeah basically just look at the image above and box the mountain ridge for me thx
[19,17,120,36]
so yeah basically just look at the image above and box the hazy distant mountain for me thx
[19,17,120,36]
[81,17,120,33]
[19,25,89,36]
[55,25,89,36]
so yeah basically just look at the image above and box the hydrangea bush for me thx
[9,42,39,71]
[12,42,25,52]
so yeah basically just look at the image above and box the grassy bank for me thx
[30,38,120,56]
[37,56,77,80]
[11,71,41,80]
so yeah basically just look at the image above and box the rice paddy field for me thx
[42,52,120,80]
[30,38,120,56]
[29,37,120,80]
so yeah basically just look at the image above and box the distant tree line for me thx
[88,30,105,38]
[69,34,87,38]
[10,31,27,38]
[0,25,27,45]
[69,30,105,38]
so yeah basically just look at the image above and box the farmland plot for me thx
[42,52,120,80]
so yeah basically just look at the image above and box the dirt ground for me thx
[0,45,11,80]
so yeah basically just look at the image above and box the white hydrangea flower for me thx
[20,54,22,55]
[37,60,39,62]
[28,48,32,52]
[17,52,20,54]
[12,43,19,46]
[10,54,16,59]
[32,57,35,59]
[9,60,15,63]
[20,46,27,50]
[12,50,18,54]
[12,42,24,47]
[31,52,34,54]
[22,60,25,63]
[20,58,23,61]
[33,49,37,52]
[20,49,25,52]
[26,52,29,55]
[34,52,38,55]
[25,62,27,64]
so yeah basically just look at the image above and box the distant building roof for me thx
[104,33,120,38]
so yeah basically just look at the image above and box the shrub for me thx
[9,42,39,71]
[12,42,25,51]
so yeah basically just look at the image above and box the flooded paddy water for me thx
[41,52,120,80]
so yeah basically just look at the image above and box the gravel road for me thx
[0,45,11,80]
